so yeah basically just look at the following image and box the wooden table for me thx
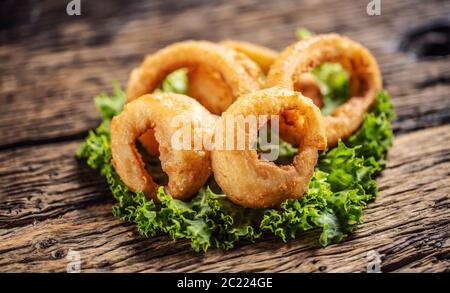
[1,0,449,273]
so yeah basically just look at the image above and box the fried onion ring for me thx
[267,34,382,146]
[126,41,263,155]
[211,87,327,208]
[126,41,262,103]
[111,93,216,200]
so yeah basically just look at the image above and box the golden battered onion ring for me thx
[211,87,327,208]
[267,34,382,147]
[111,93,216,200]
[126,41,262,103]
[127,41,262,156]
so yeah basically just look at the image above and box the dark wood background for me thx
[0,0,449,272]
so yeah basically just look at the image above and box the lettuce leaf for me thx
[295,27,313,40]
[312,63,350,115]
[160,68,188,94]
[296,28,351,115]
[77,69,393,251]
[93,82,125,121]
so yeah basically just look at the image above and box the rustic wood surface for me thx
[0,0,449,272]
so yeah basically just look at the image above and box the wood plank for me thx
[0,125,448,272]
[0,141,110,228]
[1,0,450,148]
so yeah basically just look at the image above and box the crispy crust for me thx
[211,87,327,208]
[110,93,216,200]
[267,34,382,146]
[126,41,263,155]
[126,41,263,103]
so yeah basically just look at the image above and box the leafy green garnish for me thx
[256,128,298,165]
[160,68,188,94]
[295,27,351,115]
[115,186,259,252]
[93,82,125,121]
[296,27,313,40]
[312,63,350,115]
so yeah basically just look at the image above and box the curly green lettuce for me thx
[77,66,393,251]
[296,27,351,115]
[295,27,313,40]
[156,68,188,94]
[312,63,350,115]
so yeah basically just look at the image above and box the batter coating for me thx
[211,87,327,208]
[126,41,262,104]
[111,93,216,200]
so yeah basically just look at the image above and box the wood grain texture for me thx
[0,0,449,272]
[0,125,448,272]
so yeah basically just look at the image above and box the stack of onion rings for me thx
[126,41,264,156]
[110,34,382,208]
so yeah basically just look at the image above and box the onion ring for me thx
[211,87,327,208]
[110,93,216,200]
[126,41,263,103]
[267,34,382,146]
[126,41,263,155]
